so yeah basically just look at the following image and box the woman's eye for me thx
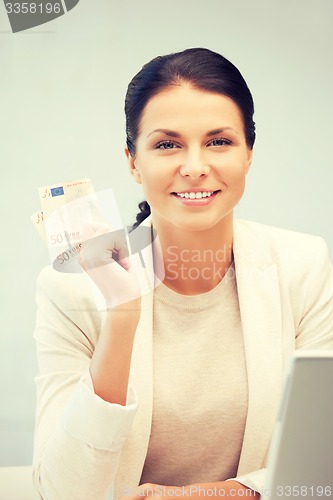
[208,138,232,147]
[155,140,179,150]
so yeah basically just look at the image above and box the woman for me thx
[33,48,333,500]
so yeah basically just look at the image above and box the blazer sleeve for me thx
[228,236,333,495]
[32,266,138,500]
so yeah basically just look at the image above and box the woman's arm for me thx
[295,236,333,350]
[81,224,143,405]
[33,263,142,499]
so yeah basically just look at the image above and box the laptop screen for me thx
[262,351,333,500]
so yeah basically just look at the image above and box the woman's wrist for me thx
[90,298,141,404]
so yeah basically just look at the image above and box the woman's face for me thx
[126,84,252,233]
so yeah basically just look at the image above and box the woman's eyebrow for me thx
[206,127,239,137]
[146,129,181,139]
[146,127,239,139]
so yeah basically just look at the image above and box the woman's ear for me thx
[124,147,142,184]
[245,148,253,174]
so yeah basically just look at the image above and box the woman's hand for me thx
[79,222,142,309]
[121,481,260,499]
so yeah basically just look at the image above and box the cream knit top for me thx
[140,263,248,486]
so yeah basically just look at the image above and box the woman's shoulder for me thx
[37,264,90,293]
[234,219,331,270]
[36,265,105,314]
[235,219,327,248]
[235,218,324,242]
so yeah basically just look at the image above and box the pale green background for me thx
[1,0,332,465]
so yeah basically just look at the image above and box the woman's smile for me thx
[171,189,221,206]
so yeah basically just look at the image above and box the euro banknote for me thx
[32,178,124,272]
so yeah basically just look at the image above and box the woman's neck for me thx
[152,214,234,295]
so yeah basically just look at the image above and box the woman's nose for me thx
[180,151,210,178]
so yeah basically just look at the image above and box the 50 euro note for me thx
[31,178,95,246]
[31,179,124,274]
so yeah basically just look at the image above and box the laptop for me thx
[262,350,333,500]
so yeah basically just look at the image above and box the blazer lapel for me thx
[113,217,156,497]
[233,220,285,475]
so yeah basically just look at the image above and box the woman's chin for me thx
[156,213,233,234]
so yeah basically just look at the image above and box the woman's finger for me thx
[80,229,130,270]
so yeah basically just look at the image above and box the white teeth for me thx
[176,191,214,199]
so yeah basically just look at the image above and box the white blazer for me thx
[33,218,333,499]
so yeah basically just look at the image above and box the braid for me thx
[130,200,151,231]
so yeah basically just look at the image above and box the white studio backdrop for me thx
[1,0,332,465]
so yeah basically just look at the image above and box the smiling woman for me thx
[32,48,333,500]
